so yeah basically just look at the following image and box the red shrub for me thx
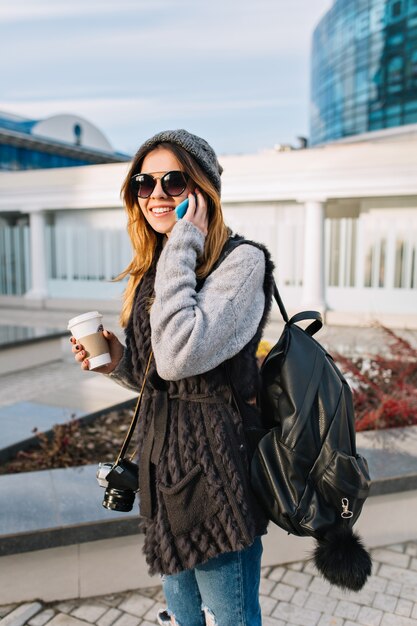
[333,326,417,432]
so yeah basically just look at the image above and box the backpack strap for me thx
[273,281,289,324]
[289,311,323,337]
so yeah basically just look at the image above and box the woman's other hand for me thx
[70,330,124,373]
[184,189,208,236]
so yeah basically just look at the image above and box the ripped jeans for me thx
[158,536,263,626]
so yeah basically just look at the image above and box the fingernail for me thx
[75,344,80,350]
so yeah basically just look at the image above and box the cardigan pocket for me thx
[159,464,217,536]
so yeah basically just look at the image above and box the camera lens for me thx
[103,487,136,512]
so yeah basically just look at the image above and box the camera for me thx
[96,458,139,512]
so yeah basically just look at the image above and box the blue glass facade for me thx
[310,0,417,145]
[0,144,91,171]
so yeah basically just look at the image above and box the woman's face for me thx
[137,147,193,237]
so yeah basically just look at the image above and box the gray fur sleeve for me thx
[107,346,140,392]
[150,219,265,380]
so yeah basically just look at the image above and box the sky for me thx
[1,0,332,156]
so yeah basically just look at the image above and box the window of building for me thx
[369,118,384,130]
[370,109,384,120]
[388,32,404,46]
[404,110,417,123]
[355,114,368,131]
[390,0,404,19]
[370,4,386,32]
[356,11,369,39]
[407,49,417,84]
[355,69,369,101]
[387,114,402,126]
[356,49,369,65]
[387,55,404,83]
[355,68,368,92]
[387,104,402,115]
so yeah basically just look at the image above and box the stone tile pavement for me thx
[1,540,417,626]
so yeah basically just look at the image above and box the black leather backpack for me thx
[209,235,372,591]
[251,282,372,591]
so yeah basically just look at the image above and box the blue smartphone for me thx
[175,194,197,220]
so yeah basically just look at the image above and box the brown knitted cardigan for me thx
[125,235,275,576]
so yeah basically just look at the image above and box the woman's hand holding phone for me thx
[176,190,208,236]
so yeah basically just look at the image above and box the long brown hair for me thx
[116,141,230,327]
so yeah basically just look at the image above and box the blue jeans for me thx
[158,537,263,626]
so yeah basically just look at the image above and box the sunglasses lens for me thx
[131,171,189,198]
[132,174,154,198]
[163,171,188,196]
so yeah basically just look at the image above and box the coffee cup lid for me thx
[67,311,102,330]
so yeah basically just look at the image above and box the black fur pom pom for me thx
[313,526,372,591]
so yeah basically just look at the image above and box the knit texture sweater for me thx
[110,220,266,387]
[110,219,275,575]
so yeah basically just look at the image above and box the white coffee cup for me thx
[68,311,111,370]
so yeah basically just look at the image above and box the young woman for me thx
[71,130,275,626]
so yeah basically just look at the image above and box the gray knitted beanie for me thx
[137,129,223,193]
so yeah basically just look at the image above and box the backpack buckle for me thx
[341,497,353,519]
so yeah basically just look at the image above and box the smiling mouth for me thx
[150,207,175,215]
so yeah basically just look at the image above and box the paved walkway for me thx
[0,307,122,409]
[1,540,417,626]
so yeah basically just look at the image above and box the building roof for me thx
[0,110,130,164]
[1,131,417,212]
[0,111,37,134]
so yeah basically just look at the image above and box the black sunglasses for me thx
[130,170,190,199]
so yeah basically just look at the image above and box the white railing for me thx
[223,203,304,309]
[325,213,417,289]
[0,225,30,295]
[1,210,416,312]
[325,212,417,313]
[45,226,132,298]
[325,217,357,288]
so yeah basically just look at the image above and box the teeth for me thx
[152,207,173,214]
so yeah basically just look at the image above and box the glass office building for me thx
[310,0,417,145]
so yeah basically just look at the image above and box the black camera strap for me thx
[115,350,153,464]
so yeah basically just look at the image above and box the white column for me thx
[301,200,326,311]
[25,209,48,300]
